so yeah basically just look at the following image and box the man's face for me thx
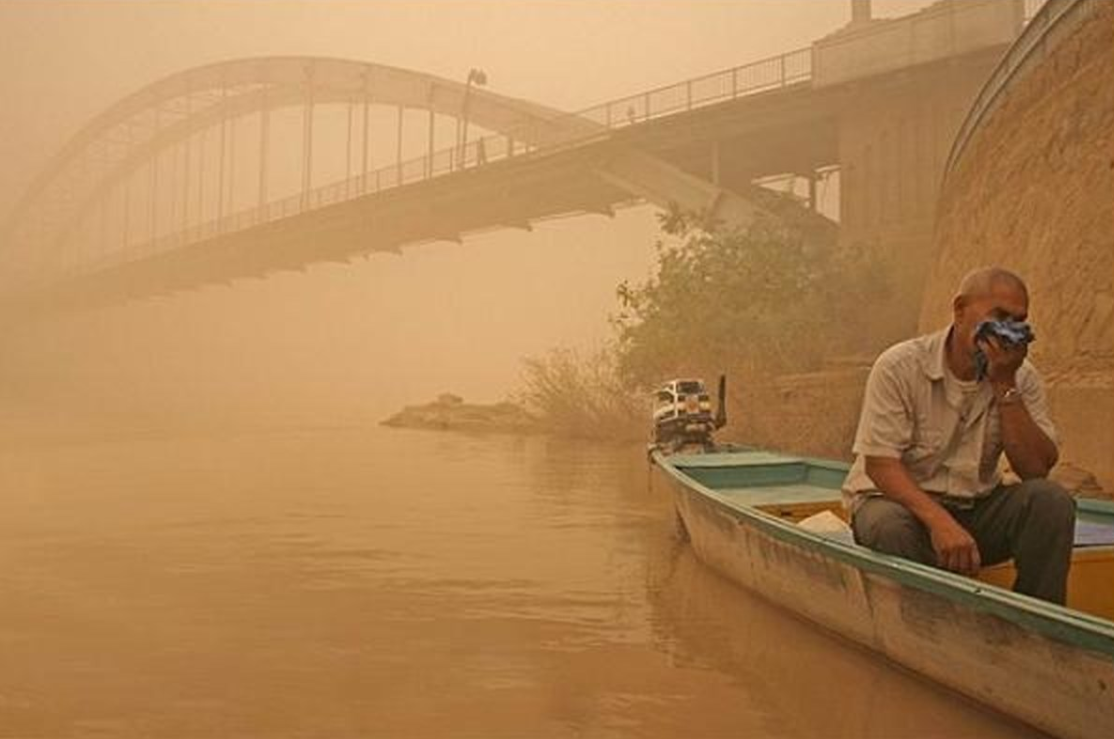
[953,282,1030,356]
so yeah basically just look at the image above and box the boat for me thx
[648,382,1114,739]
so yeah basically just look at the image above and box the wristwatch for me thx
[997,386,1022,405]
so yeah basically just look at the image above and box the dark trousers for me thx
[852,479,1076,604]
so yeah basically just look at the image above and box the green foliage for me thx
[612,205,888,389]
[518,202,889,438]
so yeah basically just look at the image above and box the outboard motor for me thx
[652,376,727,453]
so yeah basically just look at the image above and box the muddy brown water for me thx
[0,424,1044,737]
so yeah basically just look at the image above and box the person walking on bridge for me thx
[842,267,1074,604]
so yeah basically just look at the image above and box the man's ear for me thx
[952,295,965,323]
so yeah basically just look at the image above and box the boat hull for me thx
[654,455,1114,739]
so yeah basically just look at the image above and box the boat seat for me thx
[793,515,1114,551]
[1074,519,1114,548]
[803,520,1114,551]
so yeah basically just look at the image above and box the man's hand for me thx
[865,457,984,576]
[981,336,1026,386]
[927,513,981,575]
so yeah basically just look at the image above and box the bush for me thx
[516,345,646,441]
[517,202,889,439]
[612,205,886,390]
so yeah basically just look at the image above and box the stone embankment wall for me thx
[727,367,870,461]
[924,2,1114,486]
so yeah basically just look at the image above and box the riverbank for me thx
[380,393,540,434]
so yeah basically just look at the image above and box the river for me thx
[0,423,1043,737]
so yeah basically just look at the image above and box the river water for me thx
[0,423,1043,738]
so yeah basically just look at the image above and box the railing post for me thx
[779,53,786,84]
[686,80,693,110]
[732,67,739,98]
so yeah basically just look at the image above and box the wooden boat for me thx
[651,447,1114,739]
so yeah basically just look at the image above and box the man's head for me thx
[951,267,1030,357]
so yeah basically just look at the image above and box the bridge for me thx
[2,0,1039,333]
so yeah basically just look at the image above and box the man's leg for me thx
[852,497,936,566]
[967,479,1075,605]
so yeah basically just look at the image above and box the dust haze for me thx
[0,0,933,435]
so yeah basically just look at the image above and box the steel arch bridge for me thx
[1,53,824,311]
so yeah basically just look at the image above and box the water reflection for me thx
[0,423,1041,737]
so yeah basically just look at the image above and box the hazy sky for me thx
[0,1,934,425]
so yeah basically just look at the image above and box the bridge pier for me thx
[300,65,315,209]
[258,89,269,209]
[710,140,721,186]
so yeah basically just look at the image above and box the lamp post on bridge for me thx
[457,67,487,169]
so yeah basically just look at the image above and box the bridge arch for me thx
[4,56,591,287]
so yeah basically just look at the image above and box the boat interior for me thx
[672,451,1114,621]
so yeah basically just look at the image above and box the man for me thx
[843,267,1075,604]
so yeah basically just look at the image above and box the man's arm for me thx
[984,340,1058,478]
[994,388,1058,478]
[864,456,982,575]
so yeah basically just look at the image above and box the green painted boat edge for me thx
[1079,498,1114,517]
[652,449,1114,659]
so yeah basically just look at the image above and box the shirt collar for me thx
[921,326,952,382]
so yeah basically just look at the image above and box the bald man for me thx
[842,267,1075,604]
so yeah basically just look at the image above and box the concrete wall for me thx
[813,0,1023,88]
[727,367,871,460]
[833,50,997,349]
[925,2,1114,486]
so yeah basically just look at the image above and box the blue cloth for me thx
[973,319,1035,380]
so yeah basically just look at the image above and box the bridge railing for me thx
[945,0,1100,178]
[84,46,812,277]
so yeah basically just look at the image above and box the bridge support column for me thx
[122,176,130,249]
[710,140,721,186]
[197,126,205,227]
[454,116,461,171]
[227,112,236,219]
[345,97,354,197]
[362,73,370,194]
[427,107,435,178]
[301,65,315,210]
[182,92,191,233]
[97,196,106,259]
[396,106,404,182]
[122,123,132,250]
[150,106,159,245]
[217,84,227,226]
[258,89,269,210]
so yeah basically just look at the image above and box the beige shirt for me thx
[842,327,1058,512]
